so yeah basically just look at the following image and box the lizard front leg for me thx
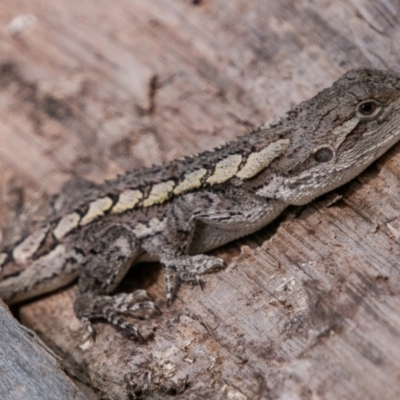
[142,189,286,304]
[73,224,155,340]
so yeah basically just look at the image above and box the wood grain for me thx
[1,1,400,399]
[0,301,90,400]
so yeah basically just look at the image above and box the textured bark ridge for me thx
[1,1,400,399]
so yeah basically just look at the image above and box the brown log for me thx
[1,1,400,399]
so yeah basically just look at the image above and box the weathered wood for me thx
[1,0,400,399]
[0,301,90,400]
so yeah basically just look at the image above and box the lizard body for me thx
[1,68,400,339]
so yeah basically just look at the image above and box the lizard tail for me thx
[0,244,82,305]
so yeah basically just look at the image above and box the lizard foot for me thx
[74,289,157,341]
[162,254,226,305]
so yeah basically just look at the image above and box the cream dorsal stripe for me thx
[74,141,290,224]
[236,139,290,179]
[50,190,144,241]
[54,212,81,240]
[111,189,143,213]
[142,181,175,207]
[79,197,114,226]
[49,141,292,238]
[173,169,208,195]
[206,154,243,184]
[13,226,50,264]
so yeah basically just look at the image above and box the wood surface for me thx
[0,300,90,400]
[1,1,400,399]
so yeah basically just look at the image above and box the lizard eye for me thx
[314,147,334,163]
[356,100,382,119]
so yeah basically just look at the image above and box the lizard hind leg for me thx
[73,224,156,341]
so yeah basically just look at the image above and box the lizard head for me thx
[256,68,400,205]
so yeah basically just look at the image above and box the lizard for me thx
[1,68,400,341]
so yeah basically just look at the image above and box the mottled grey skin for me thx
[1,68,400,340]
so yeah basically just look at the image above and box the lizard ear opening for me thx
[314,147,334,163]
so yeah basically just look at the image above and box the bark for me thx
[0,1,400,399]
